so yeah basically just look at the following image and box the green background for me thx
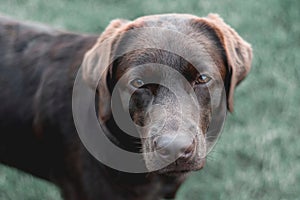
[0,0,299,199]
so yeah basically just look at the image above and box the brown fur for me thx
[0,13,252,200]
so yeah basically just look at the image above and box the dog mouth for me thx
[156,160,206,176]
[159,167,203,176]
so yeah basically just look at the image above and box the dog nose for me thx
[154,134,195,161]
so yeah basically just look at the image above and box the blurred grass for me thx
[0,0,299,199]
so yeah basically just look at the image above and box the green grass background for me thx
[0,0,299,199]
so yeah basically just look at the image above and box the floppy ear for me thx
[82,19,129,121]
[204,14,253,112]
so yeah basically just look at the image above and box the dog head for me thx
[82,13,252,175]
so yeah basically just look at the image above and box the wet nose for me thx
[154,134,195,161]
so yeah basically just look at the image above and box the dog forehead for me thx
[133,13,198,28]
[112,14,226,81]
[114,28,215,71]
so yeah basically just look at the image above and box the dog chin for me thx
[158,169,192,177]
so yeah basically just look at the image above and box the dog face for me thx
[113,49,219,173]
[82,14,252,174]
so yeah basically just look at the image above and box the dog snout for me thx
[153,134,196,161]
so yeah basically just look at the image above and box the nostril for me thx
[186,139,195,153]
[153,138,169,159]
[153,136,167,150]
[180,139,195,159]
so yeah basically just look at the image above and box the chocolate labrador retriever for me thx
[0,13,252,200]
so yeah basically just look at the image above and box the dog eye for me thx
[130,78,144,88]
[195,74,211,84]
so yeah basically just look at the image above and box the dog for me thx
[0,13,252,200]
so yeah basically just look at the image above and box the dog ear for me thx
[82,19,129,121]
[204,14,253,112]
